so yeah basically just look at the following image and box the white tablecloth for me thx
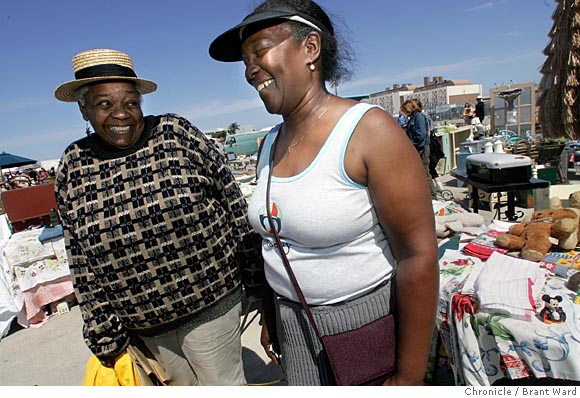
[0,214,22,339]
[0,223,73,334]
[438,247,580,385]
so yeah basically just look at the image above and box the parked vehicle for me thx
[565,140,580,169]
[223,129,270,156]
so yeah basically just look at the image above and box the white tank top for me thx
[247,103,396,305]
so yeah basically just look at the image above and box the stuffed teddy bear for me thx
[495,208,579,262]
[568,190,580,209]
[548,192,580,248]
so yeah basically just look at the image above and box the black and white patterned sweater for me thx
[55,114,262,360]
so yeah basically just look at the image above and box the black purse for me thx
[265,137,396,386]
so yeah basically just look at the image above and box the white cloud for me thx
[3,126,80,148]
[503,31,521,38]
[0,98,52,113]
[469,2,494,12]
[180,97,264,120]
[341,57,490,92]
[340,49,543,94]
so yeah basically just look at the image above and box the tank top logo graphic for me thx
[259,201,282,234]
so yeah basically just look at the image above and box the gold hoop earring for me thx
[309,63,316,71]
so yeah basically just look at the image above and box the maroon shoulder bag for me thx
[265,137,396,386]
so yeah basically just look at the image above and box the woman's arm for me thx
[347,107,439,385]
[55,156,130,364]
[177,115,264,295]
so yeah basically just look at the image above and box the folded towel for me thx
[462,230,509,260]
[467,252,548,320]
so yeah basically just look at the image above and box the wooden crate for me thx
[506,141,539,161]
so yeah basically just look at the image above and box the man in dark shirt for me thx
[475,97,485,124]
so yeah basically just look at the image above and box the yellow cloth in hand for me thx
[83,351,141,386]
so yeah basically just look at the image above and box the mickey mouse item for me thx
[539,295,566,324]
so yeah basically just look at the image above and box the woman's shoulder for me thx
[153,113,205,137]
[350,102,404,142]
[337,99,389,122]
[155,113,191,127]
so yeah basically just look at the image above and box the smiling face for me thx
[79,81,145,150]
[241,23,312,116]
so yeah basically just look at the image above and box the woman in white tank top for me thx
[210,0,439,386]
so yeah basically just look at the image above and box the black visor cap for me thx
[209,8,324,62]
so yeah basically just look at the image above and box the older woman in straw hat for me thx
[54,49,262,386]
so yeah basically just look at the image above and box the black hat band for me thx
[75,64,137,80]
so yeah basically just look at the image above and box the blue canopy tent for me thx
[0,152,37,185]
[0,152,37,169]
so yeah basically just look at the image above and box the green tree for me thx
[227,122,240,135]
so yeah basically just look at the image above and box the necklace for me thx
[286,95,330,154]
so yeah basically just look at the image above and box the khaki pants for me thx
[140,303,246,386]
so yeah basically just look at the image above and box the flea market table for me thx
[436,236,580,386]
[450,169,550,221]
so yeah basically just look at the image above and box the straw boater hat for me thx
[54,49,157,102]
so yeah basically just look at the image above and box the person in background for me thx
[414,99,444,192]
[403,99,437,199]
[397,108,408,129]
[53,49,262,386]
[37,168,48,184]
[215,132,227,153]
[475,96,485,125]
[210,0,439,386]
[27,169,38,185]
[463,102,474,126]
[10,174,32,189]
[413,99,433,135]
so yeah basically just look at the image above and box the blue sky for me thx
[1,0,556,161]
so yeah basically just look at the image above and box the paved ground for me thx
[0,298,285,386]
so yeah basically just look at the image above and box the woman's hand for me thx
[100,357,116,368]
[382,374,425,386]
[260,320,280,365]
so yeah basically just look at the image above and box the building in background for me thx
[364,76,482,125]
[365,83,416,117]
[489,82,537,138]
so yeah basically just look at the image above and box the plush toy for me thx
[495,208,579,262]
[435,212,485,238]
[568,191,580,209]
[539,294,566,323]
[549,192,580,248]
[568,272,580,292]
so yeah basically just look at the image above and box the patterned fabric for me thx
[55,113,262,360]
[438,248,580,385]
[21,275,74,327]
[462,230,509,260]
[3,228,56,268]
[14,236,70,291]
